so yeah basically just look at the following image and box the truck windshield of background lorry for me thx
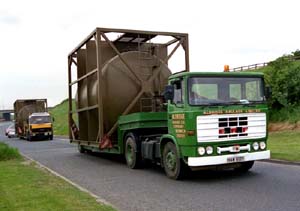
[188,77,264,106]
[29,116,51,124]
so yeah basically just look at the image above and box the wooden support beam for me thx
[100,32,143,85]
[69,68,97,86]
[95,29,104,139]
[67,56,73,139]
[164,39,183,63]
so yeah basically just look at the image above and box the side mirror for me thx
[52,117,55,122]
[163,85,174,101]
[265,86,272,99]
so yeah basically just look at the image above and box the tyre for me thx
[234,161,254,173]
[78,144,85,153]
[125,133,142,169]
[27,133,32,142]
[49,135,53,140]
[162,142,187,180]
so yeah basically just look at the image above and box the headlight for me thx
[260,142,266,150]
[198,147,205,155]
[253,142,259,151]
[206,146,213,155]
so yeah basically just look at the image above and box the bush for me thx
[292,49,300,57]
[262,53,300,109]
[269,106,300,123]
[251,51,300,123]
[0,143,21,161]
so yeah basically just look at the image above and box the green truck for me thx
[68,28,270,179]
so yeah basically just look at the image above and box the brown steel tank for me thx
[69,28,189,145]
[76,51,171,142]
[14,99,47,136]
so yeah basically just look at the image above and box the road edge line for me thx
[260,159,300,166]
[20,152,116,209]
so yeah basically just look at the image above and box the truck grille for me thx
[32,128,51,133]
[197,113,266,142]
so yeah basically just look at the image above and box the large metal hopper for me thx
[14,99,47,136]
[68,28,189,149]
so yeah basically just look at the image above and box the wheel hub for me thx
[166,151,176,170]
[126,144,133,164]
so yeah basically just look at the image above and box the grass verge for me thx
[0,142,21,161]
[0,142,115,211]
[268,131,300,162]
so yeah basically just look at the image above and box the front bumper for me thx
[8,131,16,136]
[31,132,52,137]
[188,150,270,167]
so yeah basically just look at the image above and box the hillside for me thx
[49,99,76,136]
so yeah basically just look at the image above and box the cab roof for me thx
[169,71,264,79]
[29,112,50,117]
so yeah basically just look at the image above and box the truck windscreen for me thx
[188,77,264,106]
[29,116,51,124]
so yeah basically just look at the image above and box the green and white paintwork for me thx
[86,71,270,171]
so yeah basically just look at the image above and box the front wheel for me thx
[78,144,85,153]
[162,142,187,180]
[27,133,32,142]
[234,161,255,173]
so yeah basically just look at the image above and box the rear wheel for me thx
[234,161,255,173]
[27,132,32,142]
[162,142,187,180]
[78,144,85,153]
[125,133,142,169]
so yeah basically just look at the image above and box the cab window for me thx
[172,80,184,104]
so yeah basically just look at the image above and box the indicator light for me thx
[260,142,266,150]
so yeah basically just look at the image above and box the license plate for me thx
[227,156,245,163]
[44,133,48,136]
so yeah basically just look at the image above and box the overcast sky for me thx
[0,0,299,109]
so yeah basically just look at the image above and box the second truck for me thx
[14,99,53,141]
[68,28,270,179]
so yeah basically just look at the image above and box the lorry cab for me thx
[27,112,53,141]
[160,72,270,178]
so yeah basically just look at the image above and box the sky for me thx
[0,0,299,109]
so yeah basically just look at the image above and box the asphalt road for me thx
[1,121,300,211]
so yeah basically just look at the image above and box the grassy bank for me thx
[0,142,115,211]
[269,106,300,124]
[268,131,300,162]
[50,99,76,136]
